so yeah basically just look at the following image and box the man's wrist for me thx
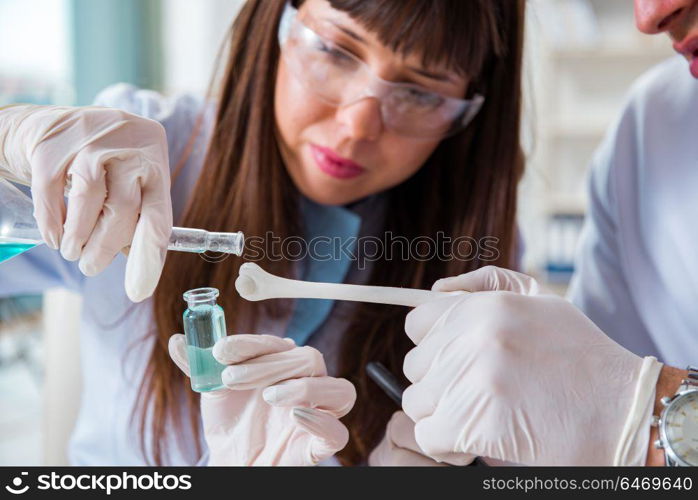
[645,365,689,466]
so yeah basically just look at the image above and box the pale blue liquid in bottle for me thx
[182,288,228,392]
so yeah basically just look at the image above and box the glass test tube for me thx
[1,178,245,259]
[169,227,244,255]
[182,287,228,392]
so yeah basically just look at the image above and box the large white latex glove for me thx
[169,333,355,466]
[402,266,663,466]
[369,411,446,466]
[0,104,172,302]
[432,265,541,295]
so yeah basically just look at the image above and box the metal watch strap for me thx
[678,366,698,392]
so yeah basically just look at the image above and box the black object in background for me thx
[366,361,486,467]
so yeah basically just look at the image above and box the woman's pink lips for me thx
[310,144,366,180]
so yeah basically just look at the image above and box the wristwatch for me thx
[652,366,698,466]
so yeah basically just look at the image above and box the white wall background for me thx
[0,0,73,105]
[519,0,673,282]
[162,0,246,94]
[0,0,71,80]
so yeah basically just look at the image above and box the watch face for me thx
[663,391,698,466]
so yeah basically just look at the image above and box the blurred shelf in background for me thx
[0,0,245,465]
[520,0,675,290]
[0,0,73,106]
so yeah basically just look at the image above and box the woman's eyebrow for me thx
[407,66,456,84]
[327,19,367,44]
[324,18,459,85]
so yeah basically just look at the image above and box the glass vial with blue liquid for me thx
[182,287,228,392]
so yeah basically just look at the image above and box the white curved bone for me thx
[235,262,467,307]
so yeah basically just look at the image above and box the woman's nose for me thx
[335,97,383,142]
[634,0,693,34]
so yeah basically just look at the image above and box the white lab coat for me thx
[568,56,698,368]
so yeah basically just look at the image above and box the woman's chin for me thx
[300,186,366,206]
[294,175,374,207]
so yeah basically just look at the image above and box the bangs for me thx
[328,0,507,79]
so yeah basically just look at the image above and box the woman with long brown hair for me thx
[0,0,524,465]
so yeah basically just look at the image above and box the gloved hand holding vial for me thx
[168,330,356,466]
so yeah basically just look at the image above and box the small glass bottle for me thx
[182,287,228,392]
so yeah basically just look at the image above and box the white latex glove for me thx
[168,333,355,466]
[402,267,662,466]
[432,265,540,295]
[0,104,172,302]
[369,411,446,466]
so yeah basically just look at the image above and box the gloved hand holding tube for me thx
[0,104,173,302]
[401,266,663,466]
[168,333,356,465]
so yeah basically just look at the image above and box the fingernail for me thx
[46,233,59,250]
[172,352,189,375]
[432,278,448,291]
[212,338,229,362]
[125,284,148,303]
[173,335,187,356]
[292,407,320,423]
[79,258,98,276]
[60,237,80,261]
[292,408,327,437]
[262,386,278,404]
[263,384,292,405]
[222,365,247,386]
[125,260,156,302]
[284,338,296,345]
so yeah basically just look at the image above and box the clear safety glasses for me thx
[277,2,485,139]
